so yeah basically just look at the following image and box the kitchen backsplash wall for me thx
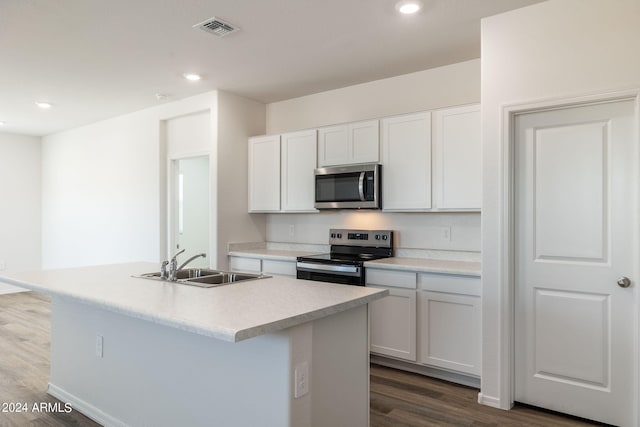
[266,211,480,253]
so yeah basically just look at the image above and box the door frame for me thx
[497,88,640,422]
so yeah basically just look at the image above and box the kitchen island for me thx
[0,262,387,427]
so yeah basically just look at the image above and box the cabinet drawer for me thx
[366,269,416,289]
[418,273,480,296]
[229,256,261,273]
[262,259,296,276]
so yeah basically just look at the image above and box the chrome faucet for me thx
[178,253,207,271]
[167,248,185,282]
[165,249,207,281]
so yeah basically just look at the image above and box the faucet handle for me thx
[168,257,178,281]
[160,260,169,279]
[171,248,186,261]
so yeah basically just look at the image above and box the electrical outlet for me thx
[95,335,103,358]
[441,227,451,241]
[288,224,295,237]
[294,361,309,398]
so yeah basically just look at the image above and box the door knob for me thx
[617,276,631,288]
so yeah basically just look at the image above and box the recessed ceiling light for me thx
[183,73,202,81]
[35,101,53,109]
[396,0,422,14]
[0,121,5,126]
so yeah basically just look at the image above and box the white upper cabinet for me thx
[248,135,281,212]
[318,120,379,167]
[381,112,432,211]
[432,104,481,210]
[281,129,318,212]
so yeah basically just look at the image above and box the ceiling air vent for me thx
[193,17,239,37]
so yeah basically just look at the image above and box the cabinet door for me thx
[432,104,481,210]
[369,287,417,361]
[350,120,379,164]
[381,112,431,211]
[261,259,296,276]
[281,130,318,212]
[418,291,481,375]
[318,120,379,167]
[229,256,262,273]
[248,135,280,212]
[318,125,349,167]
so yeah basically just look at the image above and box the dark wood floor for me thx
[1,291,604,427]
[370,364,604,427]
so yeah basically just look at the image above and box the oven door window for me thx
[316,172,362,202]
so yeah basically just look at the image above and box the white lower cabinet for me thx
[366,269,417,362]
[229,256,262,273]
[418,273,481,376]
[369,287,417,361]
[228,256,296,277]
[367,267,481,378]
[261,259,296,276]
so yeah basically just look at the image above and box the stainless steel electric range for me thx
[296,228,394,286]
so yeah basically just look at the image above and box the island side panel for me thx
[311,304,369,427]
[48,296,294,427]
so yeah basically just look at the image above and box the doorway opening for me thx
[169,155,210,268]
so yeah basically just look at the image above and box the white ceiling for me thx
[0,0,542,136]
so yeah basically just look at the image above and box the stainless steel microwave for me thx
[314,163,381,209]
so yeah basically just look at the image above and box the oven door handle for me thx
[296,262,361,276]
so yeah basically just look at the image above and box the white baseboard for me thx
[370,355,481,389]
[477,392,506,409]
[48,383,129,427]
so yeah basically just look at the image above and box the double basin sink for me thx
[135,268,270,288]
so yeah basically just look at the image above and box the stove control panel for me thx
[329,228,393,248]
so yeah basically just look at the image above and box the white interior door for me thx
[514,98,638,426]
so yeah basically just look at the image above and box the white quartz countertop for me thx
[364,257,481,276]
[0,262,387,343]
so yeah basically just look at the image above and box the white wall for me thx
[216,90,267,269]
[41,91,266,270]
[480,0,640,409]
[0,133,41,293]
[265,60,481,252]
[267,59,480,134]
[42,107,163,268]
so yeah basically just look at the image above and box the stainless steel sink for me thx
[137,268,220,281]
[134,269,270,288]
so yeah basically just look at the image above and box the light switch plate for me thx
[440,227,451,241]
[95,335,103,358]
[294,361,309,398]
